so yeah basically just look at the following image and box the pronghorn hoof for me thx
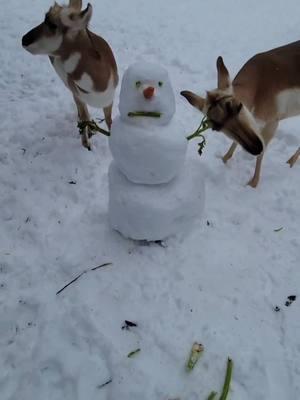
[222,156,230,164]
[81,140,91,151]
[286,158,295,168]
[216,154,229,163]
[247,179,258,188]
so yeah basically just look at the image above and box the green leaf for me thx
[219,358,234,400]
[207,392,218,400]
[77,120,110,137]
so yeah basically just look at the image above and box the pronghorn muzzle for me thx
[207,96,263,156]
[22,24,44,48]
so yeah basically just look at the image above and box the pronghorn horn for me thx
[69,0,82,10]
[61,3,92,29]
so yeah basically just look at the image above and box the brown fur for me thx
[181,42,300,187]
[22,1,118,150]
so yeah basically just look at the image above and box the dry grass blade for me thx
[56,262,112,295]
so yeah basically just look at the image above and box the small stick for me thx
[91,263,112,271]
[219,358,234,400]
[274,227,284,232]
[98,378,112,389]
[127,348,141,358]
[56,262,112,295]
[207,392,218,400]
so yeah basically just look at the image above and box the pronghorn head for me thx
[181,57,264,156]
[22,1,93,55]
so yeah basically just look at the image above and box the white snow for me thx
[108,160,205,240]
[109,115,187,184]
[1,0,300,399]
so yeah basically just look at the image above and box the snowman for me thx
[108,62,205,241]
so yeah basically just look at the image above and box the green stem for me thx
[128,111,162,118]
[186,116,212,141]
[219,358,234,400]
[77,120,110,137]
[186,342,204,371]
[207,391,218,400]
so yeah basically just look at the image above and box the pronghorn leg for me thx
[247,153,264,188]
[103,103,113,130]
[287,147,300,167]
[73,96,91,151]
[247,121,278,188]
[222,142,237,163]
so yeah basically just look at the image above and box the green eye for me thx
[158,81,163,87]
[136,81,141,88]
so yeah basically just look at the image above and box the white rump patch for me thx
[276,89,300,119]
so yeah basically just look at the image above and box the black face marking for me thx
[22,23,44,47]
[207,96,243,131]
[44,14,57,31]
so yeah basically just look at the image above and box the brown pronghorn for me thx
[181,42,300,187]
[22,0,118,150]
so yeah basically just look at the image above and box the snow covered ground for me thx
[1,0,300,399]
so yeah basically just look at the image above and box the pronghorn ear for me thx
[216,56,231,90]
[181,90,205,112]
[69,0,82,10]
[61,3,92,30]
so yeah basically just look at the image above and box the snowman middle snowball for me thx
[109,62,188,184]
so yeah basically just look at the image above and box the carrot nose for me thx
[143,86,155,99]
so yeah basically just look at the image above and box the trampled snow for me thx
[1,0,300,399]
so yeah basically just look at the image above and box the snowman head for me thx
[119,62,176,125]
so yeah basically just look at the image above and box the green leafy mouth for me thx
[128,111,162,118]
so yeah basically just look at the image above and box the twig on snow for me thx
[97,378,112,389]
[127,348,141,358]
[56,262,112,295]
[274,227,284,232]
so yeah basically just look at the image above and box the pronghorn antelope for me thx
[22,0,118,150]
[181,43,300,187]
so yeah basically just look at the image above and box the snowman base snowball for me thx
[108,160,205,241]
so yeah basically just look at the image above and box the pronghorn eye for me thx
[158,81,163,87]
[135,81,141,88]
